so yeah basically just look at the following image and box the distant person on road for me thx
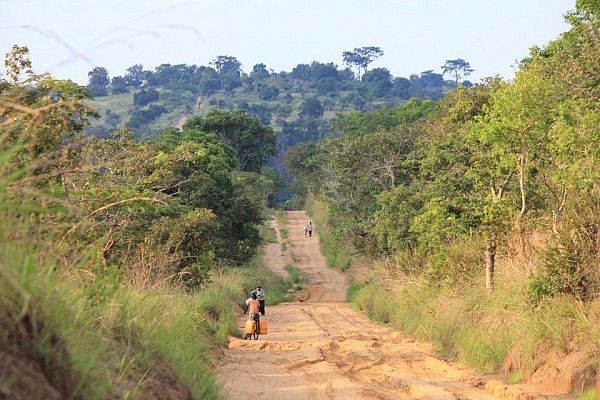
[308,221,314,237]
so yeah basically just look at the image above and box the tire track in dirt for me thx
[218,211,573,400]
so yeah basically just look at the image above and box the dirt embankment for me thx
[218,211,574,400]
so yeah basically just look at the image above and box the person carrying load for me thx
[245,293,261,319]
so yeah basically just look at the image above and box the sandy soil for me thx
[218,211,573,400]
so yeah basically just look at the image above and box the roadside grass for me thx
[0,215,301,400]
[305,196,352,271]
[347,254,600,380]
[276,210,288,228]
[580,387,599,400]
[280,227,289,240]
[507,372,524,384]
[284,264,308,289]
[258,221,277,244]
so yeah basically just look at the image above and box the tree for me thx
[299,97,324,119]
[87,67,110,97]
[441,59,474,86]
[88,66,109,87]
[3,44,32,84]
[250,63,270,80]
[342,46,384,79]
[210,55,242,92]
[258,84,279,100]
[362,67,392,98]
[124,64,151,88]
[133,88,159,107]
[183,110,276,172]
[110,76,128,94]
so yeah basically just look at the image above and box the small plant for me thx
[258,222,277,244]
[506,371,524,384]
[579,387,599,400]
[284,264,308,288]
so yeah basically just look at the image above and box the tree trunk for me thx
[485,239,496,290]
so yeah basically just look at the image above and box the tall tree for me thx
[210,55,242,92]
[441,59,474,85]
[299,98,324,119]
[124,64,151,88]
[87,66,110,97]
[250,63,270,80]
[183,110,275,172]
[342,46,384,79]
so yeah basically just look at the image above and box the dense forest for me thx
[286,0,599,388]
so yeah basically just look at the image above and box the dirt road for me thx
[218,211,572,400]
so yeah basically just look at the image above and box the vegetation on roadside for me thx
[305,196,352,271]
[0,48,288,399]
[284,264,309,289]
[288,1,600,393]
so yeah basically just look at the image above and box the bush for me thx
[529,199,600,303]
[133,88,160,107]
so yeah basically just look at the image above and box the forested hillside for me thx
[286,1,599,394]
[85,49,474,159]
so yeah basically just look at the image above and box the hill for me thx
[84,54,473,151]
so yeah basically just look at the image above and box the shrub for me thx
[529,199,600,303]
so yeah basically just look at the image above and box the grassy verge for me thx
[305,195,352,271]
[0,218,299,399]
[347,257,600,383]
[284,263,309,289]
[257,221,277,244]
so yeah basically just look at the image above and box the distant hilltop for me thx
[85,51,474,140]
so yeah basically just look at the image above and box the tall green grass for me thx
[305,196,352,271]
[257,221,277,244]
[284,263,308,289]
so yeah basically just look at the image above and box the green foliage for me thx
[299,97,324,118]
[258,222,277,244]
[306,197,353,271]
[0,47,297,399]
[284,264,308,288]
[184,109,276,172]
[133,87,159,107]
[529,199,600,303]
[332,98,437,135]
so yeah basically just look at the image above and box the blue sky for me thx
[1,0,574,84]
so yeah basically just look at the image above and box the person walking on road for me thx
[307,221,314,238]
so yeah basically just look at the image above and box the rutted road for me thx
[218,211,572,400]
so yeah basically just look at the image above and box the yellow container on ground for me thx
[259,319,267,334]
[244,319,256,335]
